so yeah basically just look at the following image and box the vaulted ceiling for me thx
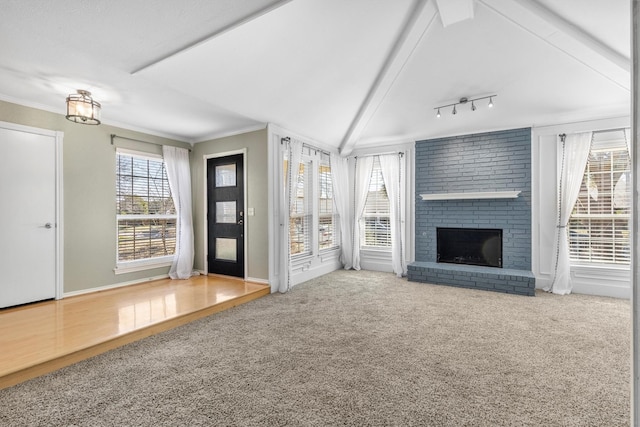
[0,0,630,154]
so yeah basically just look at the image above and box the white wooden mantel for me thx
[419,191,521,200]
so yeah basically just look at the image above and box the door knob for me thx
[238,219,244,225]
[44,223,52,229]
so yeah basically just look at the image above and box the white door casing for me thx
[0,122,62,308]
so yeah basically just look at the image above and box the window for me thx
[286,147,339,257]
[116,150,176,266]
[568,130,630,265]
[318,153,339,250]
[289,159,312,256]
[361,156,391,248]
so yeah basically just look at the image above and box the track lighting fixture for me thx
[434,94,497,118]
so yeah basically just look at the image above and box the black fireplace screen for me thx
[437,227,502,268]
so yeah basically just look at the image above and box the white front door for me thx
[0,122,61,308]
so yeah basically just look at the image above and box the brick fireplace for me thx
[408,128,535,296]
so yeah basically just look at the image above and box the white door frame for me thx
[0,120,63,300]
[202,148,248,278]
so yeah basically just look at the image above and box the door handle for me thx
[238,219,243,225]
[44,223,53,229]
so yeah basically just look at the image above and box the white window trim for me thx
[115,149,176,272]
[289,150,340,258]
[530,117,631,293]
[114,257,173,275]
[116,147,162,160]
[360,157,391,249]
[568,138,630,266]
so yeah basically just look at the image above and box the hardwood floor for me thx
[0,275,269,390]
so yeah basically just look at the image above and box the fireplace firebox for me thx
[437,227,502,268]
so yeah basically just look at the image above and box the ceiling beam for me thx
[131,0,294,75]
[513,0,629,71]
[339,0,438,156]
[435,0,475,27]
[480,0,630,91]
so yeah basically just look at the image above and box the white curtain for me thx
[280,138,303,293]
[546,132,592,295]
[625,128,631,155]
[351,156,374,270]
[330,153,353,269]
[162,145,195,280]
[379,154,406,277]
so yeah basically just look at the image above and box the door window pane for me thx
[216,238,237,261]
[215,164,236,187]
[216,201,236,223]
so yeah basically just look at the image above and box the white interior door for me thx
[0,123,60,308]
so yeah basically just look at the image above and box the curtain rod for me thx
[559,127,629,138]
[280,136,332,157]
[110,134,191,152]
[353,151,404,158]
[304,143,331,157]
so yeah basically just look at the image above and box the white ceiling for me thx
[0,0,630,153]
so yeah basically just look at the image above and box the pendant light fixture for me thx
[66,90,101,125]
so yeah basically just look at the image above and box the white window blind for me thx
[290,159,312,256]
[318,154,339,250]
[568,130,630,265]
[116,151,176,262]
[361,156,391,247]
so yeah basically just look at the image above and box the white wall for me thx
[532,116,631,298]
[0,99,191,295]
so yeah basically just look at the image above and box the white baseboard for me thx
[533,266,630,299]
[359,249,393,273]
[360,260,394,273]
[63,274,170,298]
[246,276,269,285]
[572,283,630,299]
[291,259,342,287]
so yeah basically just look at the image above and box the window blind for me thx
[318,157,339,250]
[116,152,176,262]
[290,160,312,256]
[362,156,391,247]
[568,130,630,265]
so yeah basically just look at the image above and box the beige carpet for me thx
[0,270,631,426]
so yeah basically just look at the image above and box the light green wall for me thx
[191,129,269,281]
[0,100,190,293]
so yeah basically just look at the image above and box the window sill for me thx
[115,257,173,275]
[360,246,392,253]
[570,262,629,271]
[319,246,340,254]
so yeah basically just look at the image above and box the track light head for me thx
[436,108,441,118]
[488,97,494,108]
[452,105,457,115]
[471,101,476,111]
